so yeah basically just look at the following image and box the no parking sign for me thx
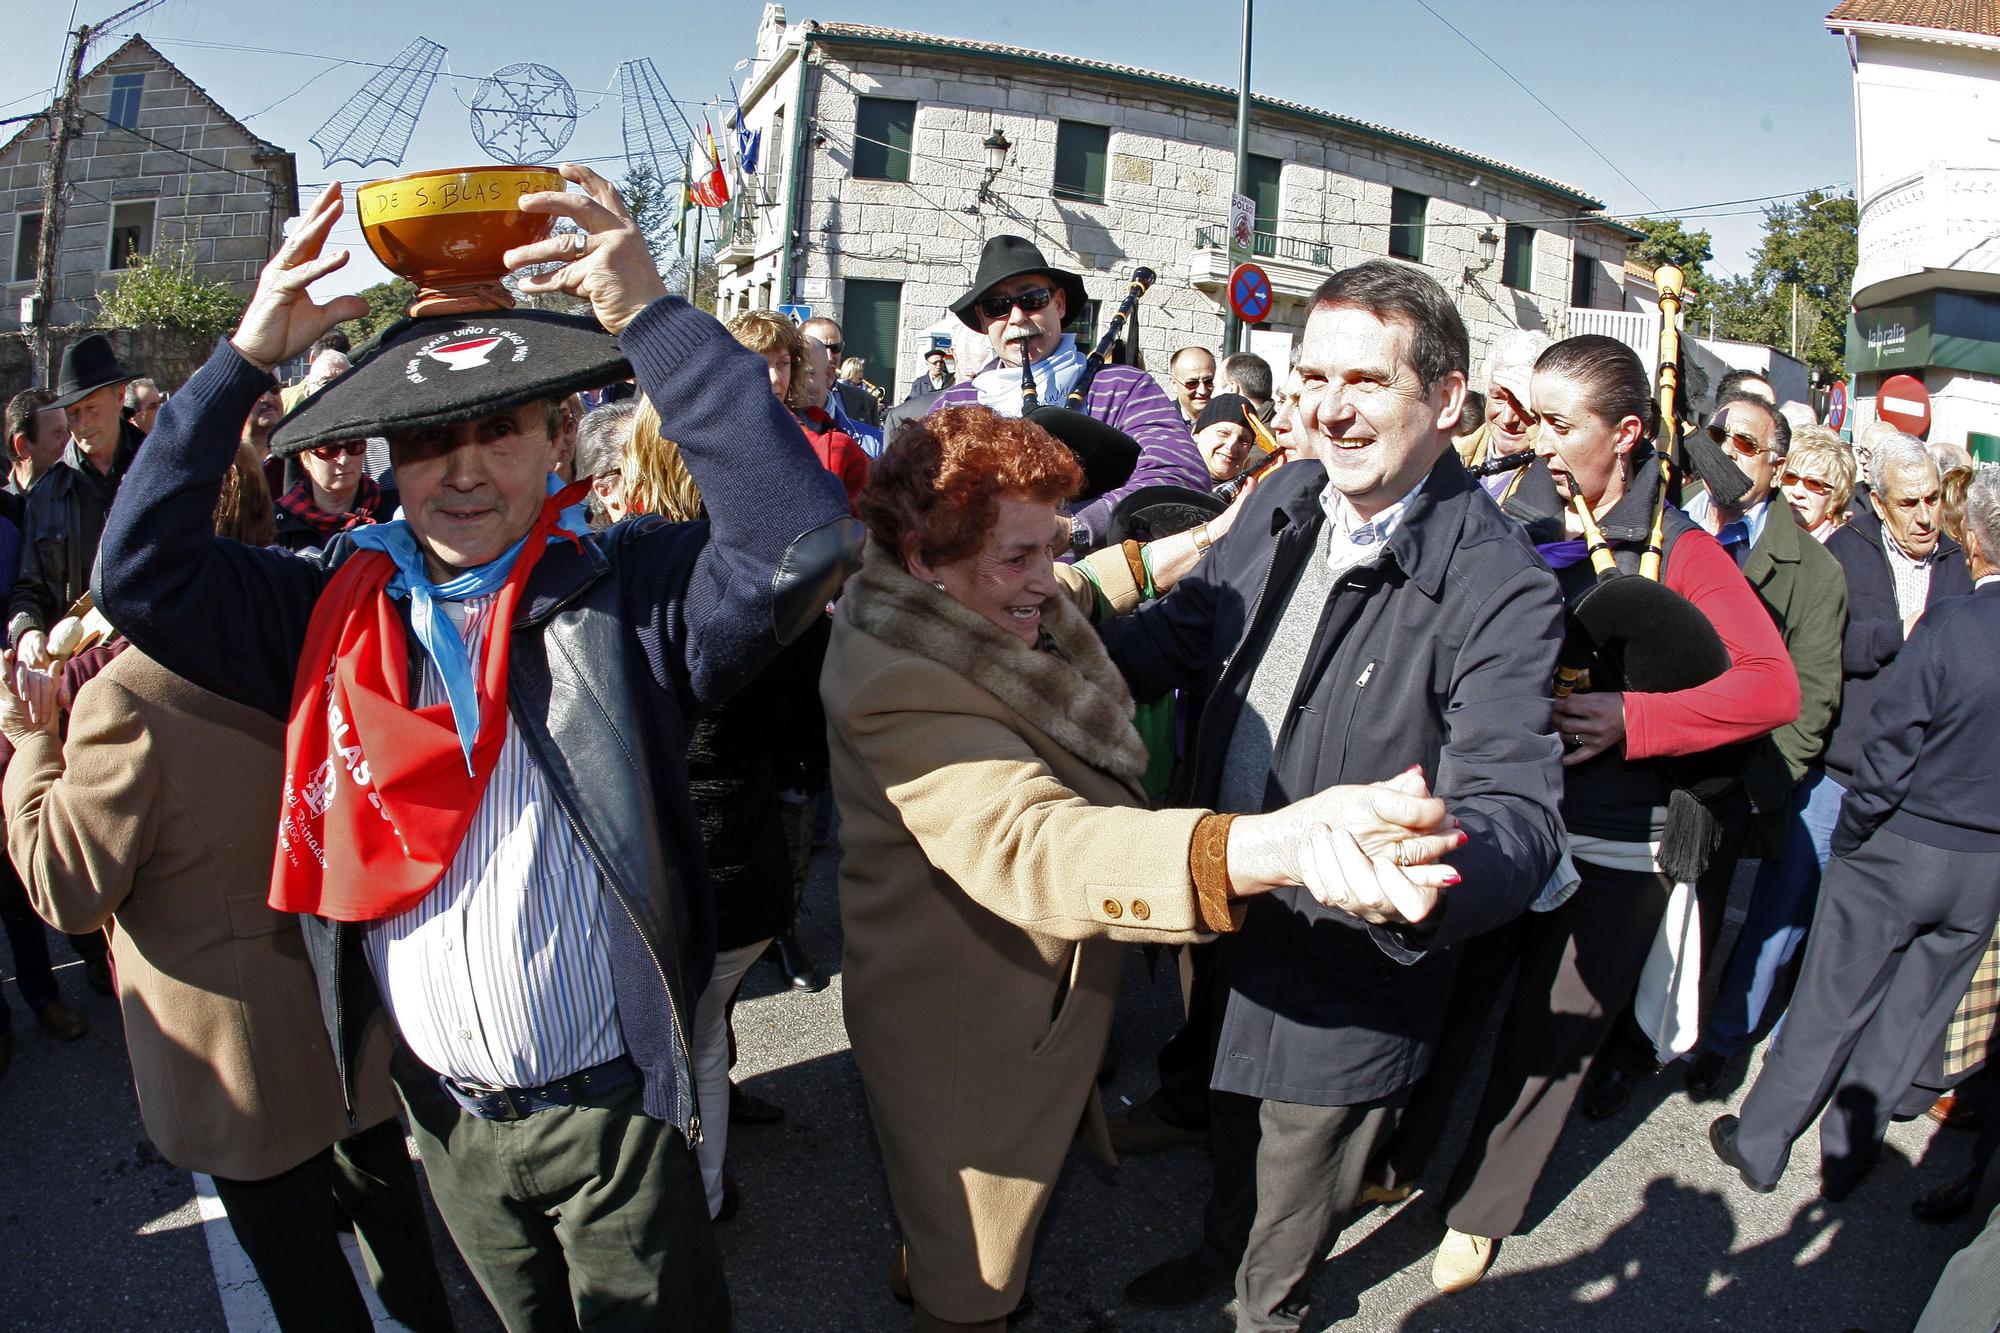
[1229,263,1272,325]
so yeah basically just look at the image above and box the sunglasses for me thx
[308,440,367,461]
[1707,424,1768,461]
[1780,469,1833,497]
[1179,376,1216,391]
[976,286,1055,320]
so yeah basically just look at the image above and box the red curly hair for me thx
[859,406,1082,566]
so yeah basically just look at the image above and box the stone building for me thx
[1827,0,2000,452]
[0,34,298,333]
[717,6,1639,398]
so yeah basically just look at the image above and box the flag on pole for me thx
[690,120,730,208]
[676,147,694,241]
[729,79,761,177]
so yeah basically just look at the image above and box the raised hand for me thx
[504,163,668,335]
[230,184,370,373]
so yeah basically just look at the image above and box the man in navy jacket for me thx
[92,168,859,1328]
[1715,466,2000,1202]
[1113,262,1565,1331]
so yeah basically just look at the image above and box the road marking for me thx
[192,1173,411,1332]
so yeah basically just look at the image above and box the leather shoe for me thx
[1108,1101,1205,1155]
[1579,1063,1647,1120]
[1709,1114,1779,1193]
[767,931,826,993]
[1912,1170,1979,1224]
[1430,1229,1495,1292]
[1684,1048,1728,1101]
[33,999,88,1042]
[1928,1093,1983,1132]
[1125,1254,1234,1309]
[1356,1181,1414,1209]
[728,1081,786,1126]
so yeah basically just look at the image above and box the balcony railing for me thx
[1193,225,1333,269]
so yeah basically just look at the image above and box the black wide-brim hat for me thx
[269,310,630,458]
[949,235,1089,332]
[51,333,135,409]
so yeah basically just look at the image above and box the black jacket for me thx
[7,425,138,642]
[1835,582,2000,856]
[1100,448,1565,1105]
[1822,521,1971,786]
[94,299,862,1137]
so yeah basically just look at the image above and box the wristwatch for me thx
[1069,517,1091,553]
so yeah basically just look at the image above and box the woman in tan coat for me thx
[0,446,454,1333]
[824,406,1461,1331]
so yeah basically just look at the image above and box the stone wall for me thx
[0,39,292,330]
[0,324,216,401]
[718,33,1632,394]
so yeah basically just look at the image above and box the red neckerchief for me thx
[268,483,586,922]
[277,476,384,536]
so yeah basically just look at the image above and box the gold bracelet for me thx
[1191,523,1212,554]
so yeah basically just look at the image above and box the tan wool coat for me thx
[823,543,1225,1323]
[4,649,398,1181]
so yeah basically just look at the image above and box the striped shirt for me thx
[931,362,1208,547]
[361,594,623,1088]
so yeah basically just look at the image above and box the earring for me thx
[931,580,946,592]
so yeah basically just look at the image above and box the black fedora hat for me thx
[269,309,630,458]
[949,236,1089,332]
[51,334,134,409]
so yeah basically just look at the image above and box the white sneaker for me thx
[1430,1228,1495,1292]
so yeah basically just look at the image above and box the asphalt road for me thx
[0,848,1979,1332]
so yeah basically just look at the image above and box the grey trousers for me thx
[1735,826,2000,1189]
[1201,1092,1399,1333]
[1913,1150,2000,1333]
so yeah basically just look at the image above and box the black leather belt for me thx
[440,1055,639,1122]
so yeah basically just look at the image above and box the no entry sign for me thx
[1229,263,1272,324]
[1877,373,1931,437]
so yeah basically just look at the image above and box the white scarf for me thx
[971,333,1088,417]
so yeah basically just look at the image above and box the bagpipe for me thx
[1020,267,1153,502]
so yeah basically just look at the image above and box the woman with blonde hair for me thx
[1778,424,1859,541]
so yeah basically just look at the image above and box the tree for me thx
[95,244,245,340]
[1624,216,1717,322]
[340,277,418,346]
[619,160,680,281]
[1743,191,1857,380]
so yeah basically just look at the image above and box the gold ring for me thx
[1394,841,1413,868]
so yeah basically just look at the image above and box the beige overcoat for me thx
[823,543,1228,1323]
[3,649,398,1181]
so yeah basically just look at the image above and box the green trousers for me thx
[393,1053,730,1333]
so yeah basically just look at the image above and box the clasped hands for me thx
[0,649,64,744]
[1226,767,1463,927]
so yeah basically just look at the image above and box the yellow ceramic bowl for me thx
[355,165,565,316]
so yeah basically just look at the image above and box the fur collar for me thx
[845,542,1150,785]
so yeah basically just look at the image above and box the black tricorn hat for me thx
[1022,403,1140,503]
[949,235,1089,332]
[269,310,630,458]
[51,334,134,409]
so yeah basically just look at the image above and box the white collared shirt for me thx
[1683,491,1772,550]
[1319,476,1425,577]
[1882,522,1936,622]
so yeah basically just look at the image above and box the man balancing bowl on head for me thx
[90,162,863,1330]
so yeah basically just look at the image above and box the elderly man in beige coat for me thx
[2,640,455,1332]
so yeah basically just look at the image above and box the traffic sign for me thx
[1877,373,1931,437]
[1826,379,1848,432]
[777,303,813,325]
[1229,263,1273,324]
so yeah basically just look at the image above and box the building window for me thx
[764,109,785,205]
[853,98,915,182]
[107,72,145,129]
[1389,188,1427,263]
[108,201,155,269]
[1502,224,1536,291]
[1245,154,1283,241]
[1078,298,1102,346]
[843,278,903,391]
[1053,121,1109,204]
[13,212,41,283]
[1571,252,1596,309]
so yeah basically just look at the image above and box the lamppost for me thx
[970,128,1011,211]
[1464,227,1500,286]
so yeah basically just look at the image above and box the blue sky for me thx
[4,0,1857,295]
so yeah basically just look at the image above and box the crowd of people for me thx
[0,161,1995,1333]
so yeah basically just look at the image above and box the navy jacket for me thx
[1822,521,1971,786]
[1835,582,2000,857]
[1100,448,1565,1105]
[93,297,860,1135]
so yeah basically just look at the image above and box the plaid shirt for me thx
[1881,522,1935,622]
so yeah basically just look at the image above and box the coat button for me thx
[1132,899,1150,921]
[1103,899,1122,918]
